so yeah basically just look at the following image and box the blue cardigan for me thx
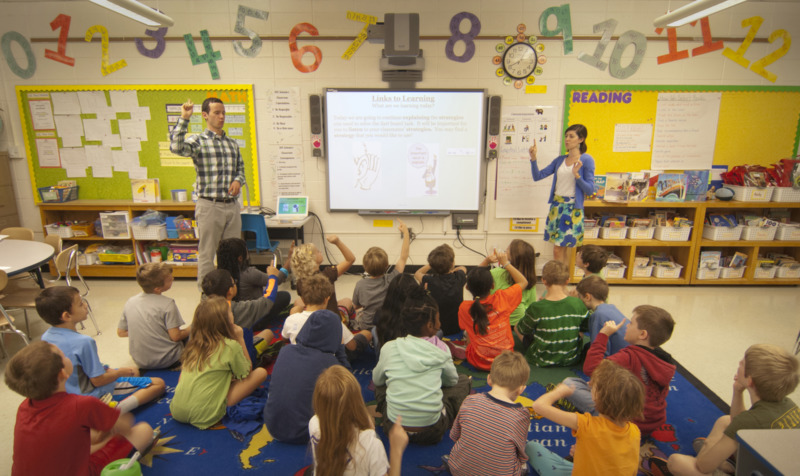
[530,153,595,209]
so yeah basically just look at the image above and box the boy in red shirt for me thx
[6,341,155,476]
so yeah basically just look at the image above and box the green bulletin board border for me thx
[16,84,260,205]
[563,84,800,175]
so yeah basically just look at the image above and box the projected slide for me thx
[325,89,485,212]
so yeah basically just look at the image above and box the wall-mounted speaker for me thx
[309,94,324,157]
[486,95,501,159]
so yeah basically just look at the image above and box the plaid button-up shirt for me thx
[170,117,245,199]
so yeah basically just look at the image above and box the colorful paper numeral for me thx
[44,14,75,66]
[445,12,481,63]
[184,30,222,80]
[289,23,322,73]
[85,25,128,76]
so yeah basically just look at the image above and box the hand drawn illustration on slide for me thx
[353,142,381,191]
[408,143,439,197]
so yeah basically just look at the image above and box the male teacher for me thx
[170,97,245,291]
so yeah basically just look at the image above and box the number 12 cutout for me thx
[723,16,791,83]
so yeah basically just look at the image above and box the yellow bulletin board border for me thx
[16,84,260,205]
[563,85,800,175]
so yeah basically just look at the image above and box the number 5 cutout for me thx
[234,5,269,58]
[85,25,127,76]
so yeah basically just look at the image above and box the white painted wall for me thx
[1,0,798,267]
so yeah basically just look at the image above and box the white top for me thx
[309,415,390,476]
[0,239,55,276]
[283,310,354,345]
[554,160,577,198]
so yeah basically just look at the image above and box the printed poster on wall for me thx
[495,105,559,219]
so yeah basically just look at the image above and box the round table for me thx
[0,239,56,288]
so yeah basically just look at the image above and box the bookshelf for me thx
[38,200,198,278]
[570,199,800,286]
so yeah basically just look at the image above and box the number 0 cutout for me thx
[1,31,36,79]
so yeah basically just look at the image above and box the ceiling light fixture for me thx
[89,0,174,27]
[653,0,748,28]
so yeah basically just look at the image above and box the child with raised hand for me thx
[448,351,531,476]
[373,286,471,445]
[7,341,156,476]
[487,239,538,329]
[170,297,268,430]
[528,359,645,476]
[310,365,409,476]
[459,250,527,371]
[292,235,356,319]
[414,244,468,335]
[216,237,292,314]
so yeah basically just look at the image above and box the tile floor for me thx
[1,274,799,473]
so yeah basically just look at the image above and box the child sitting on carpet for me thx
[283,273,370,358]
[6,341,155,476]
[216,238,292,332]
[291,236,356,319]
[487,240,538,330]
[170,297,268,430]
[654,344,799,476]
[564,304,675,437]
[264,310,349,444]
[459,250,526,371]
[309,365,409,476]
[373,286,472,445]
[414,244,468,336]
[117,262,189,370]
[575,275,628,356]
[515,261,588,367]
[39,286,165,413]
[448,351,531,476]
[375,273,421,350]
[528,360,645,476]
[351,219,410,332]
[575,244,609,279]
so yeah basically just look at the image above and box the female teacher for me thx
[529,124,595,267]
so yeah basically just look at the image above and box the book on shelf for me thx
[593,176,606,199]
[729,251,748,268]
[684,170,710,202]
[699,251,722,269]
[604,172,630,201]
[131,178,161,203]
[627,217,652,228]
[626,172,650,201]
[743,170,768,187]
[656,173,686,201]
[707,213,738,227]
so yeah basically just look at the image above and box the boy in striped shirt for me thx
[515,260,589,367]
[447,351,531,476]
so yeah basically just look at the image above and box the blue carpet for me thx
[130,349,726,475]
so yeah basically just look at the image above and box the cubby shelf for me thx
[569,199,800,285]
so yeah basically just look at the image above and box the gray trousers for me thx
[563,377,598,416]
[195,198,241,291]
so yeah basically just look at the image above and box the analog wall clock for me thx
[493,24,547,89]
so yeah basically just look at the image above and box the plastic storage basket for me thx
[600,227,627,239]
[584,227,599,239]
[606,265,626,279]
[98,252,135,263]
[741,226,777,241]
[696,267,721,280]
[632,265,653,278]
[627,227,655,240]
[132,224,167,240]
[776,266,800,278]
[45,223,74,238]
[654,226,692,241]
[753,267,777,279]
[727,185,773,202]
[720,266,746,279]
[38,186,78,203]
[653,264,683,278]
[771,187,800,202]
[775,224,800,241]
[702,225,743,241]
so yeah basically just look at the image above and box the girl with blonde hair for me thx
[170,297,268,429]
[310,365,408,476]
[291,235,356,319]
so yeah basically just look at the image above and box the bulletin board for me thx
[16,84,260,205]
[563,85,800,175]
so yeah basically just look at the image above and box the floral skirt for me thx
[544,195,584,247]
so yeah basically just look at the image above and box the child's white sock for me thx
[117,395,140,414]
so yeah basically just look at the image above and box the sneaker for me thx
[545,382,557,392]
[260,339,286,358]
[440,454,450,471]
[99,392,113,405]
[692,437,706,455]
[648,456,673,476]
[545,383,578,412]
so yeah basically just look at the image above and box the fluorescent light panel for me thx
[89,0,174,27]
[653,0,748,28]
